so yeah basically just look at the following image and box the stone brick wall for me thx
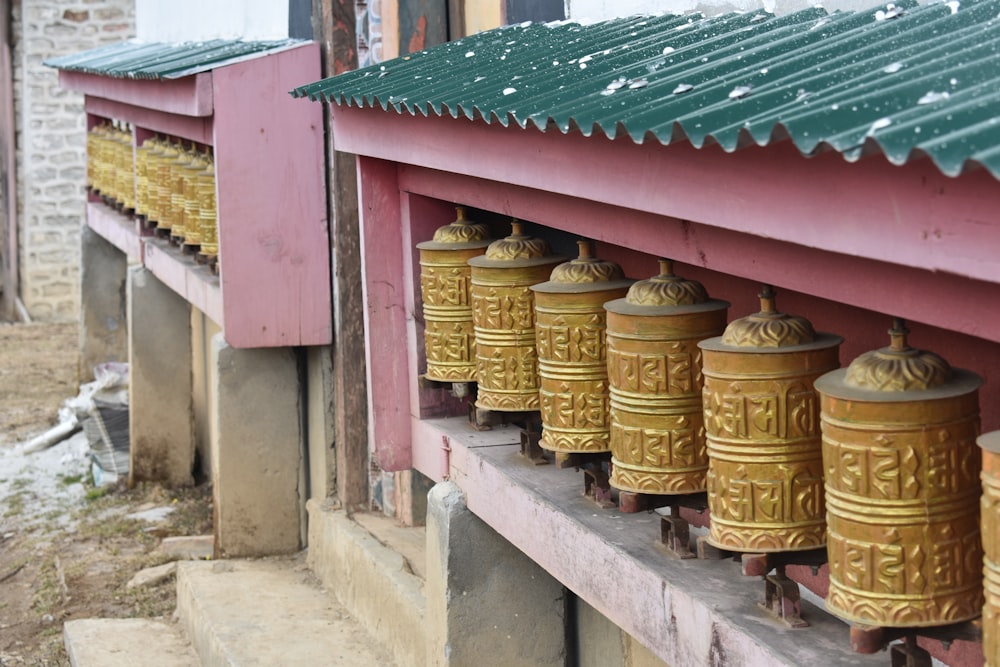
[12,0,135,320]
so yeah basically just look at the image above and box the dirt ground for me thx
[0,321,212,666]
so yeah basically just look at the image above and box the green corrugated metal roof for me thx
[293,0,1000,179]
[45,38,304,80]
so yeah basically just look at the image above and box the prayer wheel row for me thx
[87,122,135,210]
[135,137,218,259]
[416,209,993,645]
[85,121,219,261]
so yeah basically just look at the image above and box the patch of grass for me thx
[11,477,33,490]
[4,489,27,518]
[30,559,61,616]
[122,575,177,618]
[84,487,109,501]
[58,474,83,486]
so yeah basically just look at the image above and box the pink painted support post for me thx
[358,156,412,472]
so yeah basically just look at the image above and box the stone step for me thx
[63,618,199,667]
[176,557,399,667]
[306,500,427,667]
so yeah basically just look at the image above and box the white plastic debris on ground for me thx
[3,362,131,528]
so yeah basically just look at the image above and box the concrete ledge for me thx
[306,499,426,667]
[64,618,198,667]
[176,558,396,667]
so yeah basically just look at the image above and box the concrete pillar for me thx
[426,481,566,667]
[210,333,303,558]
[305,345,335,503]
[80,226,127,381]
[574,595,671,667]
[127,266,194,487]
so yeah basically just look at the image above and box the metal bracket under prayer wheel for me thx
[558,453,615,508]
[517,417,547,466]
[849,620,982,662]
[758,566,808,629]
[694,545,826,628]
[746,551,827,628]
[652,494,708,559]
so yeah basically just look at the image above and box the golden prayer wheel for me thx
[182,151,208,246]
[114,125,134,211]
[468,220,565,411]
[134,137,153,220]
[167,146,193,238]
[817,320,982,627]
[699,286,841,552]
[155,141,181,228]
[142,138,167,225]
[605,259,729,495]
[197,153,218,259]
[85,124,101,191]
[532,240,632,454]
[981,431,1000,666]
[417,206,492,382]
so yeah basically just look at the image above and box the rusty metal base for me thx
[695,542,827,628]
[518,418,547,466]
[758,566,809,628]
[651,494,708,559]
[464,404,548,465]
[659,510,693,559]
[890,637,932,667]
[618,491,670,514]
[556,453,615,508]
[849,620,982,658]
[195,252,218,274]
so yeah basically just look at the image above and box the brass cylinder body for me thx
[155,142,180,229]
[532,241,632,454]
[469,222,564,411]
[981,431,1000,666]
[182,155,207,245]
[134,138,153,219]
[605,260,728,494]
[817,323,982,627]
[167,148,192,237]
[197,155,218,258]
[115,125,134,211]
[417,207,491,382]
[700,288,841,552]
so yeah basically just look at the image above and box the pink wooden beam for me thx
[332,107,1000,288]
[398,165,1000,345]
[85,97,212,145]
[61,70,212,117]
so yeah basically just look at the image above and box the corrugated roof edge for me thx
[45,38,307,80]
[289,1,1000,180]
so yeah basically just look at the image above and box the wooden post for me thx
[0,5,18,322]
[313,0,370,509]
